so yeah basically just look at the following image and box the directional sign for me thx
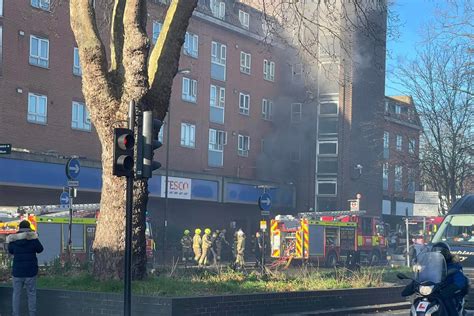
[258,193,272,211]
[67,180,79,187]
[66,158,81,180]
[0,144,12,154]
[60,192,70,206]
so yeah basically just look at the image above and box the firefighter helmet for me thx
[205,228,211,235]
[184,230,190,235]
[195,228,201,234]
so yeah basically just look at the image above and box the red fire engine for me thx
[270,211,388,267]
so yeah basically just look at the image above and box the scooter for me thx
[397,251,465,315]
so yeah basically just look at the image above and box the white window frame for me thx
[238,134,250,157]
[292,63,303,82]
[319,100,339,116]
[395,104,401,115]
[239,93,250,115]
[210,0,225,19]
[261,99,273,121]
[409,138,416,154]
[152,21,162,44]
[27,93,47,124]
[180,123,196,148]
[29,35,49,68]
[396,135,402,151]
[0,0,3,16]
[383,163,389,190]
[291,103,302,122]
[184,32,198,58]
[209,128,227,151]
[31,0,50,11]
[211,41,226,65]
[182,77,197,103]
[240,51,251,74]
[318,141,338,156]
[395,165,403,192]
[238,10,249,29]
[73,47,82,76]
[383,131,390,159]
[317,180,337,196]
[263,59,275,81]
[210,85,225,109]
[71,101,91,131]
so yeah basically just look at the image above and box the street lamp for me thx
[162,68,191,265]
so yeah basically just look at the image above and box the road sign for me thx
[60,192,70,206]
[0,144,11,154]
[258,193,272,211]
[349,199,359,211]
[414,191,439,216]
[67,180,79,187]
[66,158,81,180]
[260,220,267,231]
[261,210,270,216]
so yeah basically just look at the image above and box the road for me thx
[352,309,474,315]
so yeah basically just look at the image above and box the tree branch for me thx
[144,0,198,119]
[110,0,126,91]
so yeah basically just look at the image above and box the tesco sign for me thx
[161,176,192,200]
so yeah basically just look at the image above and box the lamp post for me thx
[162,68,191,265]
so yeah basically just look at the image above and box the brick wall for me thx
[0,286,405,316]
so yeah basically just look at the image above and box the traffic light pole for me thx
[124,101,135,316]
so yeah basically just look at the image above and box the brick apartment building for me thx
[0,0,418,237]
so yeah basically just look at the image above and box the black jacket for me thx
[7,229,44,278]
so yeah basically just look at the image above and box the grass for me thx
[0,266,411,297]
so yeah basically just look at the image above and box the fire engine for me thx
[270,210,388,267]
[0,204,156,266]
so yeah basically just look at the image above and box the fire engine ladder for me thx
[18,203,100,216]
[298,210,367,219]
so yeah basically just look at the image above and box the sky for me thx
[385,0,449,96]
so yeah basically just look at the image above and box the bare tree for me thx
[69,0,198,280]
[396,37,473,211]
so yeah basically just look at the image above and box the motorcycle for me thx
[397,251,466,315]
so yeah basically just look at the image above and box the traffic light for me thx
[142,111,162,178]
[113,128,135,177]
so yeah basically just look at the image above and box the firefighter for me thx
[215,229,229,263]
[199,228,212,267]
[235,229,246,269]
[210,231,218,266]
[180,230,193,265]
[193,228,202,262]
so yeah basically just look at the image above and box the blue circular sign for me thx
[258,193,272,211]
[66,158,81,180]
[60,192,70,206]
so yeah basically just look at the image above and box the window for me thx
[320,100,338,115]
[383,163,389,190]
[238,135,250,157]
[152,21,162,44]
[263,59,275,81]
[409,138,416,154]
[211,41,226,81]
[318,141,338,156]
[238,10,249,29]
[29,36,49,68]
[317,180,337,196]
[291,103,302,122]
[180,123,196,148]
[184,32,198,58]
[73,47,82,76]
[408,168,416,193]
[318,158,338,174]
[261,99,273,121]
[182,77,197,103]
[240,51,251,74]
[384,100,389,113]
[395,104,401,115]
[239,93,250,115]
[31,0,50,11]
[208,128,226,167]
[396,135,402,151]
[0,0,3,16]
[319,117,338,135]
[383,131,389,159]
[361,218,372,236]
[292,63,303,82]
[71,102,91,131]
[394,165,402,192]
[210,0,225,19]
[27,93,47,124]
[210,85,225,124]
